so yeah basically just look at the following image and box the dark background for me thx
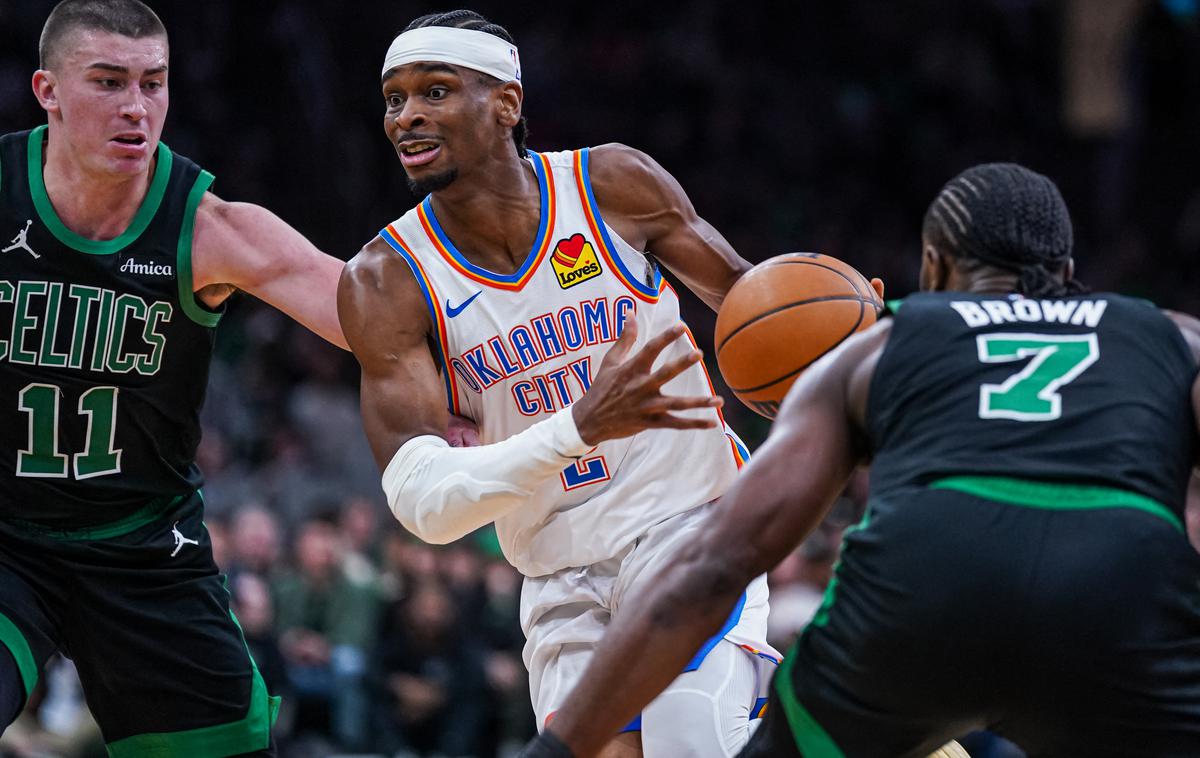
[1,2,1198,756]
[5,0,1200,446]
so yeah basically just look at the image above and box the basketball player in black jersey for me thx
[0,1,362,755]
[523,163,1200,758]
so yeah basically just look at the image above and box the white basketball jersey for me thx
[381,148,749,576]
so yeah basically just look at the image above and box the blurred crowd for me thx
[0,0,1198,756]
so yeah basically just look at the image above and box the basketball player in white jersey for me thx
[339,11,781,757]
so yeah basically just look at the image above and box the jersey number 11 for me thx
[17,383,121,479]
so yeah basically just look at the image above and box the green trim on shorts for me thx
[4,494,186,541]
[104,609,279,758]
[0,612,37,699]
[775,649,846,758]
[929,476,1183,533]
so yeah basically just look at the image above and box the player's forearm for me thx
[383,406,589,544]
[547,552,748,757]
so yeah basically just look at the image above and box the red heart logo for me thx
[554,233,586,265]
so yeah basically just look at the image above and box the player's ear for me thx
[919,243,949,292]
[496,81,522,129]
[32,69,59,113]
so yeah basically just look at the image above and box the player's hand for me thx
[517,731,575,758]
[870,277,885,301]
[571,320,722,446]
[446,414,481,447]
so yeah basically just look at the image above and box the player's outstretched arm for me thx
[340,242,720,545]
[191,194,349,349]
[588,143,752,312]
[529,321,892,758]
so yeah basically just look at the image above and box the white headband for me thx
[382,27,521,82]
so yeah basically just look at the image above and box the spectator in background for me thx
[478,556,537,750]
[338,495,384,585]
[193,428,260,520]
[253,425,345,524]
[225,504,283,586]
[231,573,290,728]
[374,581,492,758]
[273,515,380,751]
[204,516,232,574]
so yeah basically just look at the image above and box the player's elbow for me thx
[408,519,461,546]
[389,492,466,546]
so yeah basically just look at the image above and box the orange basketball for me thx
[715,253,883,419]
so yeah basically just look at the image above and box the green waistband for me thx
[929,476,1183,534]
[5,493,188,541]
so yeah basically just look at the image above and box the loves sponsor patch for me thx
[550,233,603,289]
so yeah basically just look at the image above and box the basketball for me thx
[715,253,883,419]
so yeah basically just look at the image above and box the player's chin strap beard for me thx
[408,168,458,196]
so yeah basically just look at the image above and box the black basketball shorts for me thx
[0,492,277,757]
[740,483,1200,758]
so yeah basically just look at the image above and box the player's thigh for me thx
[642,640,767,758]
[522,558,627,729]
[0,533,63,722]
[59,497,276,756]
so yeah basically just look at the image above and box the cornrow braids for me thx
[921,163,1087,298]
[401,10,529,158]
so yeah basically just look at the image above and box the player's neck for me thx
[41,135,154,242]
[956,269,1019,296]
[428,153,541,272]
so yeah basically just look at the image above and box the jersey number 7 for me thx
[976,333,1099,422]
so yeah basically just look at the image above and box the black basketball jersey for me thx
[867,291,1198,518]
[0,127,221,529]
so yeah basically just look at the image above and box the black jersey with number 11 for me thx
[867,291,1199,521]
[0,127,220,530]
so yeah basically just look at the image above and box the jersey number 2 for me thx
[561,456,610,491]
[17,383,122,479]
[976,333,1098,422]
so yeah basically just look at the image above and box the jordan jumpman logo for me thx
[2,220,39,259]
[170,521,200,557]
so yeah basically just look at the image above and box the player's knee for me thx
[641,643,762,758]
[641,688,753,758]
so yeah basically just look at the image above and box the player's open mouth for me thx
[110,134,149,155]
[399,141,441,168]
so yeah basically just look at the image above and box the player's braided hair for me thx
[40,0,166,69]
[922,163,1087,297]
[402,10,529,158]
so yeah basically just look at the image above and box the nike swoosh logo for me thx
[446,290,482,318]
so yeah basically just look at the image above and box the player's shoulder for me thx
[344,234,402,283]
[529,142,650,168]
[339,234,433,338]
[192,192,276,246]
[586,142,663,182]
[341,234,425,304]
[578,143,683,217]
